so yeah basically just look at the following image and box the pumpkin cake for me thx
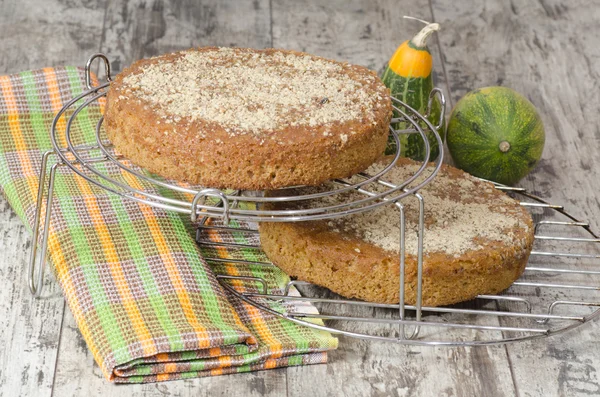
[104,47,392,190]
[258,157,535,307]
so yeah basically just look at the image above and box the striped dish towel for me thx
[0,67,337,383]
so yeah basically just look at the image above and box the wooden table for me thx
[1,1,599,396]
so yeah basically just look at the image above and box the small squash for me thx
[382,19,444,161]
[446,86,545,185]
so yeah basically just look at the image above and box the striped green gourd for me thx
[446,86,545,185]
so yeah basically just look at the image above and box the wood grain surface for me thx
[1,0,599,396]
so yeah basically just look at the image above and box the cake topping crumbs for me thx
[120,47,386,135]
[295,160,531,256]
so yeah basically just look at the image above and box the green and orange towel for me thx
[0,67,337,383]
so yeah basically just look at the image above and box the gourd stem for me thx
[410,23,440,48]
[499,141,511,153]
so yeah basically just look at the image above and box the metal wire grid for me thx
[28,53,445,296]
[26,54,600,345]
[44,54,446,224]
[197,194,600,346]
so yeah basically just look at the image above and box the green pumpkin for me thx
[446,86,545,185]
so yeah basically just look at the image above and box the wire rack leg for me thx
[28,160,59,297]
[396,193,426,340]
[410,193,426,339]
[28,150,52,295]
[397,202,408,339]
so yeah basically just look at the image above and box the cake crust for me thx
[258,158,535,307]
[104,47,392,190]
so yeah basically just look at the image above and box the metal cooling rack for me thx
[27,53,600,346]
[28,53,444,294]
[40,54,444,224]
[198,191,600,346]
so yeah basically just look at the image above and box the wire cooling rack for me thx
[197,192,600,345]
[28,53,600,346]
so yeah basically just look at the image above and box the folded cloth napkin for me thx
[0,67,337,383]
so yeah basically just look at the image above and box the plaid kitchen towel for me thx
[0,67,337,383]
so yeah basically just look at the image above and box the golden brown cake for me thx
[258,157,535,307]
[104,47,392,190]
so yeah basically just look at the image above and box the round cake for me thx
[104,47,392,190]
[258,157,535,307]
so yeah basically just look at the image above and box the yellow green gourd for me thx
[382,20,444,161]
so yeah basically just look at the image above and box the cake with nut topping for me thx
[104,47,392,189]
[259,157,535,306]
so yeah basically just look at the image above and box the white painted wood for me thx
[0,1,106,396]
[0,199,65,397]
[286,329,518,397]
[0,0,107,73]
[432,0,600,395]
[100,0,273,73]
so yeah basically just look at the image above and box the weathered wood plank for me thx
[0,2,107,396]
[271,1,517,396]
[0,199,65,397]
[100,0,272,73]
[287,326,518,397]
[0,0,107,74]
[432,0,600,395]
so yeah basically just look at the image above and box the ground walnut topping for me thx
[302,160,531,257]
[120,47,385,135]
